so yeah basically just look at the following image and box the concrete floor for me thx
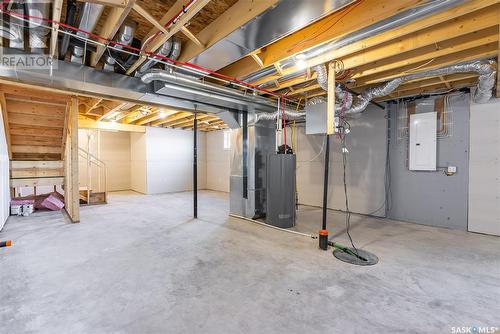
[0,190,499,334]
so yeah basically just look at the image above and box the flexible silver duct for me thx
[254,110,305,122]
[25,0,51,51]
[137,38,173,75]
[313,64,353,110]
[254,60,496,123]
[165,36,181,73]
[8,6,25,49]
[103,20,137,72]
[346,60,496,114]
[71,2,104,64]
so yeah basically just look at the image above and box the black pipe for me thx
[193,111,198,219]
[319,134,330,250]
[242,111,248,199]
[0,240,12,248]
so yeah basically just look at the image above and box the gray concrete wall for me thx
[295,104,387,215]
[387,93,470,230]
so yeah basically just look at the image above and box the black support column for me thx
[193,111,198,218]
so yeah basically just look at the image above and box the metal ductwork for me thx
[141,69,279,113]
[103,20,137,72]
[4,5,24,49]
[137,38,173,75]
[71,2,104,64]
[59,0,78,59]
[189,0,355,70]
[25,0,51,52]
[244,0,465,86]
[345,60,497,114]
[165,36,181,72]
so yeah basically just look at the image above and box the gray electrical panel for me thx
[266,154,296,228]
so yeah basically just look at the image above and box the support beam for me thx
[180,26,204,48]
[78,118,146,132]
[193,111,197,219]
[133,3,169,34]
[327,62,335,135]
[219,0,427,79]
[90,0,136,67]
[96,101,129,121]
[179,0,278,62]
[250,53,265,68]
[0,92,12,159]
[246,0,500,87]
[64,97,80,223]
[50,0,63,59]
[126,0,212,75]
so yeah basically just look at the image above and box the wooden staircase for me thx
[78,147,107,206]
[79,187,107,205]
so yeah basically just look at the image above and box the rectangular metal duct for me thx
[189,0,354,71]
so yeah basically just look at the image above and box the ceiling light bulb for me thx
[159,111,167,118]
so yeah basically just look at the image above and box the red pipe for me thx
[0,5,287,99]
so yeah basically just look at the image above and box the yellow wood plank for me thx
[126,0,212,74]
[11,161,63,169]
[78,118,146,132]
[179,0,278,62]
[0,92,12,159]
[248,0,500,86]
[50,0,63,58]
[10,177,64,188]
[180,26,204,47]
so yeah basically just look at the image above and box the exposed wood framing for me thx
[126,0,212,74]
[96,101,129,121]
[250,53,265,68]
[219,0,427,79]
[50,0,63,58]
[240,0,500,98]
[133,3,169,34]
[0,92,12,159]
[179,0,278,62]
[91,0,136,66]
[64,97,80,223]
[180,26,204,47]
[78,117,146,132]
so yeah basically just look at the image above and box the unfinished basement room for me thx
[1,0,500,333]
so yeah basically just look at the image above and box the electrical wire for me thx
[340,127,359,255]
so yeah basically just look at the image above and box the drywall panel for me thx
[130,132,147,194]
[469,98,500,236]
[387,94,469,230]
[296,105,387,216]
[78,129,131,192]
[145,127,206,194]
[0,108,9,230]
[100,131,131,191]
[206,130,231,192]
